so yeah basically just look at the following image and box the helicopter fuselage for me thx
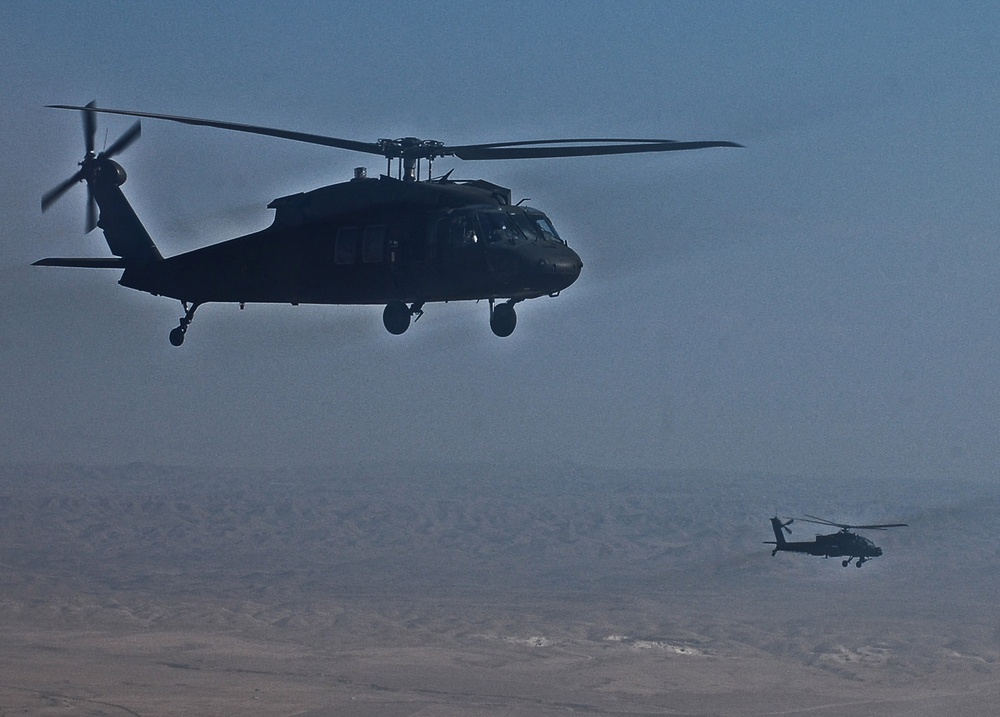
[776,531,883,560]
[119,174,581,308]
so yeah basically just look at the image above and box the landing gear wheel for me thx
[383,301,411,335]
[169,326,185,346]
[490,302,517,337]
[168,301,201,347]
[842,560,850,567]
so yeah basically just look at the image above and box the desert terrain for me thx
[1,462,997,715]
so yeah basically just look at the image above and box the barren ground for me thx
[1,463,997,715]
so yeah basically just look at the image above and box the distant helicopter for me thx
[765,515,907,568]
[39,102,740,345]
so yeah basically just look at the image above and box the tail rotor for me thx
[42,101,141,233]
[764,516,794,555]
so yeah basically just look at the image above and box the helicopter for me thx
[765,515,907,568]
[39,102,740,345]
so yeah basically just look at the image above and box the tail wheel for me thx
[169,327,185,346]
[168,301,200,347]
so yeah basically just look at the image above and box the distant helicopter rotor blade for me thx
[801,514,847,528]
[801,514,907,531]
[448,138,743,161]
[48,104,385,156]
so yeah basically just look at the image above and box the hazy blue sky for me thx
[2,2,998,481]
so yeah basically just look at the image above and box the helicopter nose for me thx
[875,547,883,556]
[538,249,582,293]
[549,248,583,278]
[540,246,583,282]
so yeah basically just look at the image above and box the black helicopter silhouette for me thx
[39,102,740,345]
[765,515,907,568]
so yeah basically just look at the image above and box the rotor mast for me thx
[377,137,445,181]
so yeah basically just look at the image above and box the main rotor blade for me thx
[41,169,85,212]
[448,138,742,161]
[49,104,384,156]
[800,515,849,528]
[49,105,742,163]
[103,120,141,158]
[83,100,96,155]
[801,514,907,530]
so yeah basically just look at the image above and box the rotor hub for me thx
[41,101,140,232]
[376,137,446,160]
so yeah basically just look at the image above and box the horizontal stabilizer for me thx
[33,257,127,268]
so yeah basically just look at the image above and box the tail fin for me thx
[771,517,787,546]
[767,517,793,547]
[763,517,792,557]
[37,165,163,268]
[91,166,163,264]
[40,102,162,267]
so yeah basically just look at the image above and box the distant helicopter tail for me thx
[38,101,163,268]
[764,517,793,556]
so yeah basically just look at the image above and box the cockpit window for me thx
[526,212,564,244]
[508,211,543,242]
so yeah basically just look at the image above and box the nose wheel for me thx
[489,299,517,337]
[382,299,518,336]
[169,301,201,346]
[382,301,424,335]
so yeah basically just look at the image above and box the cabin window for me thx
[335,226,359,264]
[363,225,386,263]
